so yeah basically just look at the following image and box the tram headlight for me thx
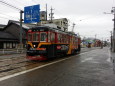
[33,45,36,48]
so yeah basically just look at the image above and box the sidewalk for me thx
[110,50,115,73]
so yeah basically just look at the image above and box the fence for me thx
[0,48,26,55]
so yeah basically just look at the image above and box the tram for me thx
[26,26,81,60]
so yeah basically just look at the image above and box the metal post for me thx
[111,31,113,51]
[46,4,47,21]
[50,7,54,23]
[20,10,23,48]
[112,7,115,52]
[51,7,53,23]
[95,34,97,47]
[104,7,115,51]
[72,23,75,32]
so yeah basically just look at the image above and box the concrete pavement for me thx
[0,47,115,86]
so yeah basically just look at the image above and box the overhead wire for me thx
[0,0,23,24]
[0,1,22,11]
[6,0,24,10]
[14,0,27,7]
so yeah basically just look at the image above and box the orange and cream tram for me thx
[26,26,81,60]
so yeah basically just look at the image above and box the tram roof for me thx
[30,26,77,36]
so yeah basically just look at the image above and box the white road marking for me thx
[107,58,111,62]
[81,57,93,62]
[0,51,89,82]
[107,49,112,62]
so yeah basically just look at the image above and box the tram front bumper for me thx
[27,50,47,55]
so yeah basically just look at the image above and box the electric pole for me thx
[46,4,47,21]
[49,7,54,23]
[95,34,97,47]
[112,7,115,52]
[110,31,113,51]
[72,23,76,32]
[20,10,23,45]
[104,7,115,52]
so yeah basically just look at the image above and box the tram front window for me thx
[28,33,32,41]
[33,33,39,41]
[40,32,47,42]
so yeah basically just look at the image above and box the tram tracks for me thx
[0,47,100,78]
[0,56,39,77]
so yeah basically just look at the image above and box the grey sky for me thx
[0,0,114,40]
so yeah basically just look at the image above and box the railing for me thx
[0,48,26,55]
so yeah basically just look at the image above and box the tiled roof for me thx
[0,31,17,39]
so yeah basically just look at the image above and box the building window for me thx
[10,43,12,48]
[13,43,16,48]
[6,43,10,48]
[3,43,6,49]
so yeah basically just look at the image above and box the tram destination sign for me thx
[24,5,40,23]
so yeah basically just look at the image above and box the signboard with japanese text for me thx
[24,5,40,23]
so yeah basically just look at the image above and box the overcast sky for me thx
[0,0,114,40]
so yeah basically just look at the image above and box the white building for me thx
[38,18,68,32]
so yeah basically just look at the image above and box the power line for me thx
[0,1,22,11]
[14,0,27,7]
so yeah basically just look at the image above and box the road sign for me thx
[24,5,40,23]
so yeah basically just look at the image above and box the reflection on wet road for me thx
[0,47,115,86]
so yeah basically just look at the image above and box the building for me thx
[51,18,68,32]
[0,24,6,30]
[39,18,68,32]
[40,11,47,21]
[0,20,36,49]
[0,31,18,49]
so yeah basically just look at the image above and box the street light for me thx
[104,7,115,52]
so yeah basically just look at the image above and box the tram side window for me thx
[28,33,32,41]
[40,32,47,42]
[33,33,39,41]
[58,34,61,43]
[51,32,55,42]
[48,32,50,42]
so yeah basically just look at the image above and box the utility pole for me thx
[104,7,115,52]
[20,10,23,48]
[49,7,54,23]
[46,4,47,21]
[95,34,97,40]
[95,34,97,47]
[112,7,115,52]
[72,23,76,32]
[110,31,113,51]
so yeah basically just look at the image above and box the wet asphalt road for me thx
[0,47,115,86]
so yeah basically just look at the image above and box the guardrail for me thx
[0,48,26,55]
